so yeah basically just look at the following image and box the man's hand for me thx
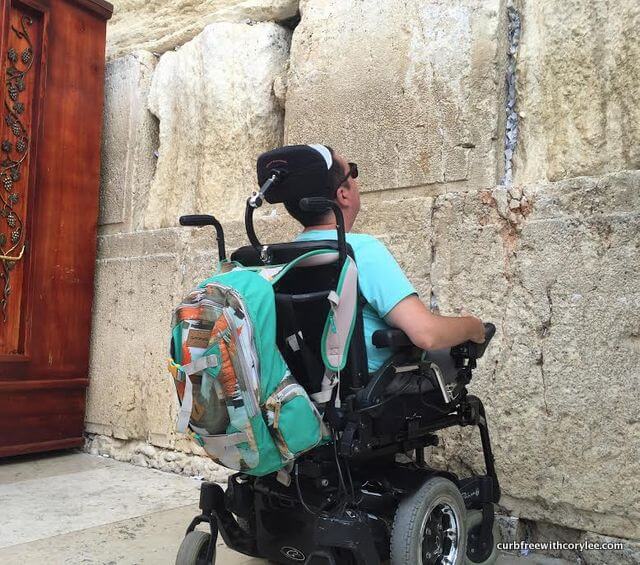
[458,308,485,343]
[464,314,486,343]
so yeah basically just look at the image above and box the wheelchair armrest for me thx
[373,323,496,355]
[372,328,413,349]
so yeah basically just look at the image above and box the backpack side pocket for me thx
[264,377,323,460]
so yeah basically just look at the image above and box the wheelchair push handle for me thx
[178,214,227,261]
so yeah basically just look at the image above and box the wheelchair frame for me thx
[185,392,499,564]
[175,182,501,565]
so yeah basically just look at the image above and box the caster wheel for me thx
[465,510,501,565]
[176,530,216,565]
[391,476,467,565]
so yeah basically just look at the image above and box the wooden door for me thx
[0,0,112,457]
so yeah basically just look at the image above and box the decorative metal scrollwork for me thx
[1,15,32,321]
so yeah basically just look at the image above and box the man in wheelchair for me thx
[289,144,486,372]
[176,145,501,565]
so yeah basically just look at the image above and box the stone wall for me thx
[285,0,505,194]
[89,0,640,551]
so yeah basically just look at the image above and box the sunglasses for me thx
[337,162,358,188]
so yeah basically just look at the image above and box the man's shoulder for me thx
[346,233,393,264]
[346,232,385,248]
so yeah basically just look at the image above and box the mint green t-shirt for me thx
[295,230,417,373]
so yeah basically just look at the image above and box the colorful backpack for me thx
[168,250,358,477]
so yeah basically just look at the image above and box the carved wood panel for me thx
[0,0,43,356]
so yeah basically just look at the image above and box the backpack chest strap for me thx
[174,354,219,433]
[180,354,219,376]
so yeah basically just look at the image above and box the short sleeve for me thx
[353,235,417,318]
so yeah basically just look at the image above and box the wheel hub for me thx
[420,502,459,565]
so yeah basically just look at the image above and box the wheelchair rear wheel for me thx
[175,530,216,565]
[390,476,467,565]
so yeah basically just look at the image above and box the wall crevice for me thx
[502,3,521,186]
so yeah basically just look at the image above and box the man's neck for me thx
[303,223,336,232]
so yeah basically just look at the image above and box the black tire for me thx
[175,530,216,565]
[465,510,501,565]
[391,476,467,565]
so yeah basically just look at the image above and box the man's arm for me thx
[385,295,485,351]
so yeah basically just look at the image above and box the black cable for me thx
[294,462,317,515]
[328,430,357,517]
[295,461,340,516]
[345,458,357,503]
[332,434,347,496]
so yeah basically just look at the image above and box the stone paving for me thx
[0,451,570,564]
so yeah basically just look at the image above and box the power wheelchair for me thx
[175,147,501,565]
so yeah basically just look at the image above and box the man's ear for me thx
[335,186,349,206]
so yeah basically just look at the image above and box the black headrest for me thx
[256,144,333,204]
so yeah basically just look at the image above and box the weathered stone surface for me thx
[85,434,232,482]
[495,517,640,563]
[106,0,299,59]
[86,230,184,444]
[285,0,505,194]
[513,1,640,183]
[91,0,640,543]
[144,22,290,228]
[99,51,158,233]
[579,531,640,565]
[428,170,640,539]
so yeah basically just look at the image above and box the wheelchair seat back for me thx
[231,239,368,399]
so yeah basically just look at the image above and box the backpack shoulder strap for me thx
[321,255,359,372]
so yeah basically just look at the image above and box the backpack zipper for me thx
[219,286,262,417]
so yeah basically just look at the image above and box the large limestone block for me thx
[514,1,640,183]
[285,0,505,194]
[87,230,184,445]
[106,0,299,59]
[99,51,158,233]
[429,171,640,539]
[145,22,290,229]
